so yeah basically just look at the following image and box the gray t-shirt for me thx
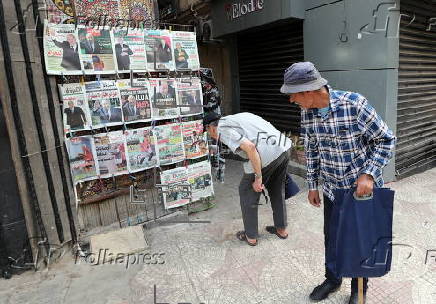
[218,112,292,173]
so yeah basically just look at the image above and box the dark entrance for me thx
[237,20,304,134]
[0,99,32,278]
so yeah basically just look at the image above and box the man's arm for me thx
[239,139,263,192]
[304,127,320,191]
[303,122,322,207]
[79,108,86,124]
[355,97,396,196]
[218,125,263,192]
[357,98,396,180]
[52,40,65,49]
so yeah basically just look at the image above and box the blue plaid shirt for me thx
[301,86,396,201]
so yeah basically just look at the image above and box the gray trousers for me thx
[238,152,290,239]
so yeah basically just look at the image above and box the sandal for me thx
[236,231,257,246]
[265,226,288,239]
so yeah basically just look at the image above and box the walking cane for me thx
[358,277,364,304]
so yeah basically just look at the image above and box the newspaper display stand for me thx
[40,1,219,244]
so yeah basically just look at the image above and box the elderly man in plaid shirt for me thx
[281,62,396,304]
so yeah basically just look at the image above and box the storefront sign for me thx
[225,0,264,21]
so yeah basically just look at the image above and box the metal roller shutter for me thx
[237,20,304,134]
[397,0,436,177]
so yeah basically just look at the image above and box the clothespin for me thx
[104,124,109,135]
[122,122,127,133]
[96,74,101,86]
[116,71,120,79]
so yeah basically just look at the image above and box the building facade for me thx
[206,0,436,181]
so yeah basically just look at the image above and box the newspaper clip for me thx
[146,71,152,79]
[122,122,127,133]
[115,71,120,79]
[104,124,109,135]
[96,74,101,86]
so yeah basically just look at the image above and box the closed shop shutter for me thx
[237,20,304,134]
[397,0,436,177]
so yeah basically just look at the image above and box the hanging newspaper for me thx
[160,167,190,209]
[119,0,157,26]
[182,120,208,159]
[85,80,124,129]
[176,77,203,116]
[113,28,147,73]
[75,0,120,21]
[154,123,185,165]
[187,160,214,202]
[45,0,75,24]
[144,29,174,71]
[66,136,98,184]
[78,27,116,74]
[94,131,128,178]
[150,78,179,119]
[125,127,158,172]
[117,79,152,123]
[172,31,200,71]
[43,22,82,75]
[60,83,91,133]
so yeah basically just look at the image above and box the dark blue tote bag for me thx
[326,187,395,278]
[285,173,300,199]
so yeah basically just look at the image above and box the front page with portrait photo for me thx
[117,79,152,123]
[176,78,203,116]
[44,22,82,75]
[113,28,147,73]
[144,29,174,71]
[85,80,124,129]
[78,27,116,74]
[172,31,200,71]
[150,78,179,119]
[60,83,91,133]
